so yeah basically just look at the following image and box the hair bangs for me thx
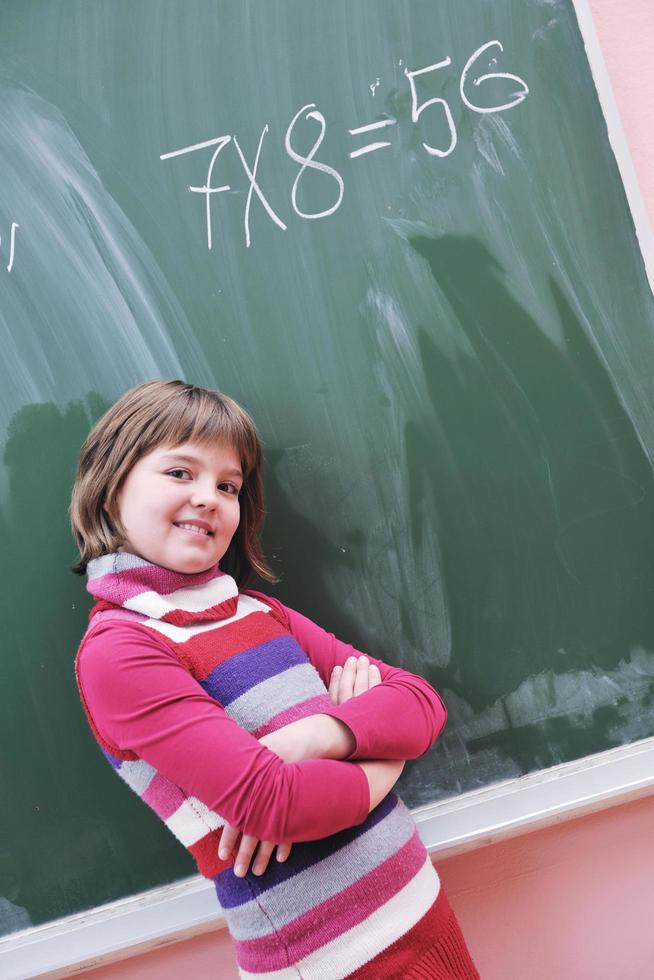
[138,387,259,476]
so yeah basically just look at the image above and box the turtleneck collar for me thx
[86,552,239,625]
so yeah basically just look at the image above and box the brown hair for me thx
[69,379,275,587]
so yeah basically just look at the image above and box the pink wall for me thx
[77,4,654,978]
[586,0,654,228]
[442,794,654,978]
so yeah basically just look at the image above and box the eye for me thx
[168,468,191,479]
[219,482,241,496]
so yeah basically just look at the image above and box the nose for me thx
[189,479,220,509]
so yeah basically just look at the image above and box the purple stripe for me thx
[101,746,122,769]
[214,792,400,909]
[200,635,308,705]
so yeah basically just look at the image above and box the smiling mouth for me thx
[174,522,214,537]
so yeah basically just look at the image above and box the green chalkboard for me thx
[2,0,654,932]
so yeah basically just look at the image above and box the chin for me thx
[184,555,220,574]
[157,555,215,575]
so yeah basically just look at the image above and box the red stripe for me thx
[160,595,239,626]
[171,612,288,679]
[347,886,456,979]
[88,598,117,620]
[190,830,232,879]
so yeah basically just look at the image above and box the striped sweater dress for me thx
[75,553,479,979]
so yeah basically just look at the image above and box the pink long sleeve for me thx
[77,621,370,843]
[249,594,448,761]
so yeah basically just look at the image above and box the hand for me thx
[329,655,382,705]
[219,727,311,877]
[219,822,292,878]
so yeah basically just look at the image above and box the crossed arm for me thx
[219,655,406,877]
[78,599,447,866]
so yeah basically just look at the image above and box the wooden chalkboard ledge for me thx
[3,735,654,980]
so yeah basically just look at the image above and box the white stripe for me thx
[165,796,225,846]
[119,758,156,795]
[144,594,270,642]
[124,575,237,619]
[237,856,439,980]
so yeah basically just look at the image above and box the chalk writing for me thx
[183,136,231,250]
[1,221,19,272]
[461,40,529,113]
[233,128,287,247]
[348,118,397,160]
[405,58,457,158]
[161,39,529,249]
[285,105,344,220]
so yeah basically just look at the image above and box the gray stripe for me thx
[224,798,419,941]
[86,552,150,580]
[118,758,156,795]
[225,663,326,732]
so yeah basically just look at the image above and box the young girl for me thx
[71,379,479,979]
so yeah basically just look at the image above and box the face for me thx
[111,441,243,574]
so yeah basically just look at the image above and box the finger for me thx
[276,841,293,863]
[368,663,382,688]
[218,823,241,861]
[353,656,370,696]
[233,834,260,877]
[329,665,342,704]
[338,656,358,703]
[251,840,276,876]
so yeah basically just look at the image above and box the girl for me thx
[71,379,479,979]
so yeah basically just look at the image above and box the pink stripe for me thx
[142,772,187,818]
[90,607,147,624]
[235,830,427,972]
[253,694,334,738]
[89,571,160,602]
[89,566,225,603]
